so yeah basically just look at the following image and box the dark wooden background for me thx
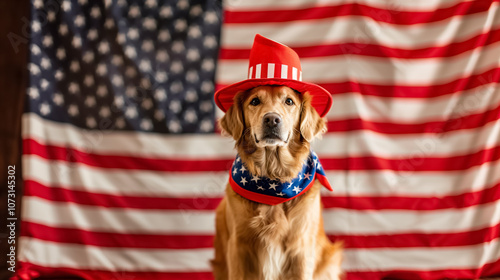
[0,1,29,279]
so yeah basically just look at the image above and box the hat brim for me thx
[214,78,333,118]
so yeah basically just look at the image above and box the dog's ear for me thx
[300,92,327,142]
[219,93,244,140]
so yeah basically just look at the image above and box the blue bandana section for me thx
[229,151,332,205]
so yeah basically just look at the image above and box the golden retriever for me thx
[212,85,343,280]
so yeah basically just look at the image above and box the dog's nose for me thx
[263,113,282,128]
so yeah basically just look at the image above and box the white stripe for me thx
[217,39,500,85]
[23,113,500,159]
[292,67,298,80]
[323,159,500,197]
[326,83,500,122]
[314,118,500,157]
[255,63,261,78]
[23,113,236,159]
[221,6,500,49]
[18,237,212,271]
[342,238,500,271]
[17,236,500,272]
[299,71,302,81]
[267,63,275,78]
[323,200,500,234]
[22,196,215,234]
[24,153,500,198]
[23,155,227,197]
[248,66,253,79]
[223,0,469,11]
[281,64,288,79]
[21,195,500,235]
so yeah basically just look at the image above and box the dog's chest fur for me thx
[232,182,322,279]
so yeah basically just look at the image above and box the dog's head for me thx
[219,85,326,151]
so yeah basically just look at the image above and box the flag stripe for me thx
[17,237,500,272]
[217,42,500,85]
[21,220,500,249]
[327,101,500,134]
[22,196,215,234]
[16,260,500,280]
[23,138,500,172]
[18,237,213,271]
[220,27,500,60]
[341,238,500,270]
[21,222,214,249]
[220,7,500,48]
[24,155,500,197]
[325,83,500,122]
[22,196,500,235]
[345,258,500,280]
[24,178,500,211]
[24,114,500,161]
[224,0,497,25]
[217,66,500,98]
[223,0,471,11]
[17,262,213,280]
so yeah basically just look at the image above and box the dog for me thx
[211,85,343,280]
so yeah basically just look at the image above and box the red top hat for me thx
[214,34,333,117]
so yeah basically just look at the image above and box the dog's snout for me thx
[263,113,282,128]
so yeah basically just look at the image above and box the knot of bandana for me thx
[229,151,332,205]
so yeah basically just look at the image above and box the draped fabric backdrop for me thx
[16,0,500,279]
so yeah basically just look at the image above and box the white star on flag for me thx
[287,182,294,189]
[304,172,311,180]
[257,186,265,191]
[39,103,51,116]
[240,177,248,186]
[268,183,277,190]
[239,165,246,173]
[233,168,238,175]
[277,192,285,196]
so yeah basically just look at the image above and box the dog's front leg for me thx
[227,234,259,280]
[282,243,316,280]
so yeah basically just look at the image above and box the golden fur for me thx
[212,86,343,280]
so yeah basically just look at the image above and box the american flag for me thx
[16,0,500,279]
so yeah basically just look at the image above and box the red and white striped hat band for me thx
[248,63,303,81]
[214,34,333,118]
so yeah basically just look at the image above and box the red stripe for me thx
[330,223,500,249]
[14,260,500,280]
[220,27,500,59]
[219,29,500,60]
[14,262,213,280]
[323,181,500,210]
[20,221,500,249]
[337,224,500,248]
[224,0,496,24]
[23,138,233,172]
[321,146,500,171]
[20,222,213,249]
[345,258,500,280]
[23,177,500,211]
[24,180,222,210]
[24,138,500,172]
[327,101,500,134]
[217,67,500,98]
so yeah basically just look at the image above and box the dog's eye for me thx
[285,98,294,106]
[250,98,260,106]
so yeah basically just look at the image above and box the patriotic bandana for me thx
[229,151,332,205]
